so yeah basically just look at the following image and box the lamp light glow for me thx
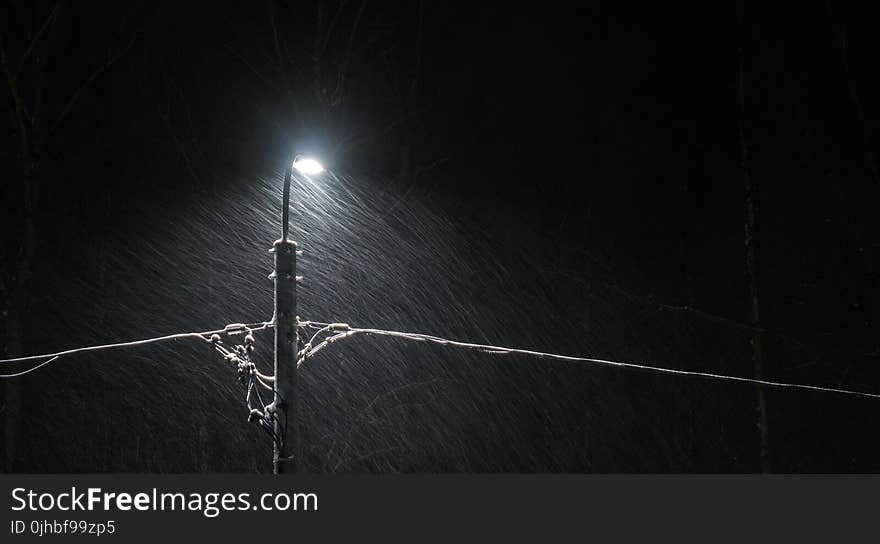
[292,157,325,175]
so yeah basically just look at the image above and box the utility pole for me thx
[273,164,299,474]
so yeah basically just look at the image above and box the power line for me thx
[0,356,61,379]
[3,317,879,401]
[299,321,880,401]
[0,321,272,377]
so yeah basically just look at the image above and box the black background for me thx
[1,1,879,473]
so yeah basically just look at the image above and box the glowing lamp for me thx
[292,157,325,175]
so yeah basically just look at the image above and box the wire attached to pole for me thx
[298,320,880,401]
[0,320,272,378]
[3,318,879,401]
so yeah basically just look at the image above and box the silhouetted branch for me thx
[47,30,137,138]
[329,0,367,108]
[14,2,60,81]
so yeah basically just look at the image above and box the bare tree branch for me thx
[46,31,137,138]
[225,43,279,92]
[13,2,60,81]
[0,29,33,154]
[329,0,367,108]
[158,72,202,186]
[268,0,290,91]
[318,0,350,58]
[825,0,880,187]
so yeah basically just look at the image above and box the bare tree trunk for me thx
[737,0,771,473]
[3,168,39,472]
[3,310,23,472]
[0,3,134,472]
[678,177,696,308]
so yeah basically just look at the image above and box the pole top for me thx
[272,238,298,250]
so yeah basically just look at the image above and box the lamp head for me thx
[292,156,325,175]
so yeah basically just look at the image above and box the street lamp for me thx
[273,154,324,474]
[292,156,325,175]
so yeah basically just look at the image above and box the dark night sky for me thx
[2,1,879,472]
